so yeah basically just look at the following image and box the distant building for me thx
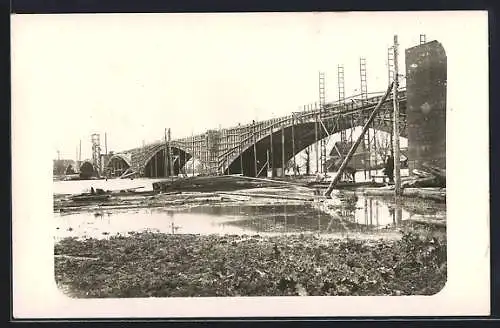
[325,141,369,172]
[53,159,77,176]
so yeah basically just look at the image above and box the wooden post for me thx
[324,82,394,196]
[168,128,174,177]
[367,125,371,179]
[167,128,168,177]
[392,35,402,196]
[192,134,195,177]
[314,103,319,174]
[292,115,296,176]
[365,200,369,225]
[155,154,158,177]
[281,125,285,177]
[253,123,258,177]
[181,148,185,176]
[240,151,244,176]
[266,149,270,177]
[226,132,230,175]
[369,198,373,226]
[270,130,275,177]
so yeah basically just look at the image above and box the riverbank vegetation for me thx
[55,231,446,298]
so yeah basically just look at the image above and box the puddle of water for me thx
[54,193,445,241]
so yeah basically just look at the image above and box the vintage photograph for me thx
[13,12,490,315]
[46,13,448,298]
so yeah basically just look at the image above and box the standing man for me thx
[384,153,395,183]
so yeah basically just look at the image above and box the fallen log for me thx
[412,169,432,178]
[229,174,311,189]
[220,194,252,201]
[408,217,446,228]
[218,191,315,202]
[54,254,100,261]
[162,196,224,205]
[363,187,446,202]
[401,176,442,188]
[308,181,385,190]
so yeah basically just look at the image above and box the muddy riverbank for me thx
[55,231,446,297]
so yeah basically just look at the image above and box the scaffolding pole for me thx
[253,123,258,177]
[314,102,319,173]
[192,133,195,177]
[167,128,168,177]
[270,130,275,177]
[324,82,394,197]
[168,128,174,177]
[281,125,285,177]
[392,35,402,196]
[239,129,244,175]
[292,114,296,176]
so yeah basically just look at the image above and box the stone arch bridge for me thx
[106,89,407,178]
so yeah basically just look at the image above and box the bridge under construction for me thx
[77,36,446,187]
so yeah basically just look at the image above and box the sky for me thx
[11,11,487,160]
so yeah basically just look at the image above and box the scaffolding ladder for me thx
[337,64,347,143]
[360,57,371,179]
[387,46,395,149]
[388,46,395,86]
[420,34,426,45]
[360,58,368,103]
[319,71,327,174]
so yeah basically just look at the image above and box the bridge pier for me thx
[405,40,447,173]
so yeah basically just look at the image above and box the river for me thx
[53,178,446,241]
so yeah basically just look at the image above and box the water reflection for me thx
[54,194,445,241]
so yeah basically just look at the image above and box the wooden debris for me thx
[401,176,441,188]
[55,254,100,261]
[363,187,446,202]
[407,217,446,228]
[217,191,314,202]
[422,163,446,185]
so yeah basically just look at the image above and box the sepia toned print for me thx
[47,16,450,299]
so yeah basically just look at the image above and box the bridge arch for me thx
[65,163,76,175]
[106,154,132,177]
[79,161,97,179]
[223,106,407,177]
[142,144,192,177]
